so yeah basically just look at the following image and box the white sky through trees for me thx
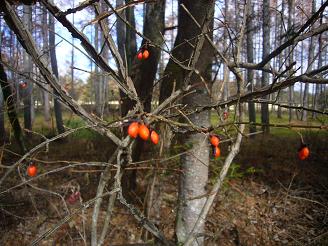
[52,0,325,95]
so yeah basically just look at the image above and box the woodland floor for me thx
[0,123,327,245]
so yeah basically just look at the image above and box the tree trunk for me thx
[276,0,285,119]
[100,0,109,116]
[49,1,65,134]
[302,0,315,121]
[116,0,126,63]
[116,0,135,199]
[119,0,165,198]
[126,0,137,75]
[12,33,20,108]
[70,0,75,100]
[93,1,109,117]
[94,0,110,117]
[222,0,230,104]
[313,1,323,118]
[132,1,164,113]
[22,4,34,131]
[0,19,5,143]
[222,65,229,102]
[287,0,295,122]
[0,57,26,152]
[158,0,214,244]
[94,1,109,117]
[176,94,210,246]
[94,21,101,116]
[118,0,138,118]
[261,0,270,133]
[42,5,50,123]
[299,39,304,116]
[0,89,5,143]
[246,1,256,134]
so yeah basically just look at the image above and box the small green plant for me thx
[65,117,86,128]
[245,166,263,175]
[70,129,99,140]
[227,163,244,179]
[209,161,263,186]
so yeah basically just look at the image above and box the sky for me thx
[2,0,321,94]
[54,0,105,81]
[53,0,152,82]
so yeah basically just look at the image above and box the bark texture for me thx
[246,1,256,134]
[302,0,315,121]
[261,0,270,132]
[158,0,214,244]
[0,57,26,152]
[42,5,50,122]
[22,4,34,131]
[49,0,65,134]
[176,98,210,245]
[314,10,323,117]
[118,0,165,197]
[94,18,101,115]
[222,0,230,103]
[287,0,295,121]
[276,0,285,119]
[93,1,110,117]
[0,89,5,142]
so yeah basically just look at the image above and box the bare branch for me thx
[257,0,328,68]
[62,0,100,15]
[40,0,138,102]
[0,1,123,147]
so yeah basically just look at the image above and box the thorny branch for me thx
[40,0,139,102]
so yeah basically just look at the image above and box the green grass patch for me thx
[211,110,327,138]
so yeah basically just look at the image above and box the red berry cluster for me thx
[137,49,150,60]
[128,122,159,145]
[209,135,221,158]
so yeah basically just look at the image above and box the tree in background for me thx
[246,0,256,134]
[287,0,295,121]
[0,19,4,142]
[93,0,110,117]
[41,4,50,123]
[22,4,34,130]
[116,0,165,196]
[0,56,26,152]
[302,0,316,121]
[159,1,214,243]
[49,0,64,134]
[0,89,5,143]
[261,0,270,132]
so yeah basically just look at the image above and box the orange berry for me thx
[142,50,149,59]
[210,135,220,147]
[27,164,37,177]
[137,52,143,60]
[128,122,139,138]
[298,146,309,160]
[214,146,221,158]
[138,124,150,141]
[150,130,159,145]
